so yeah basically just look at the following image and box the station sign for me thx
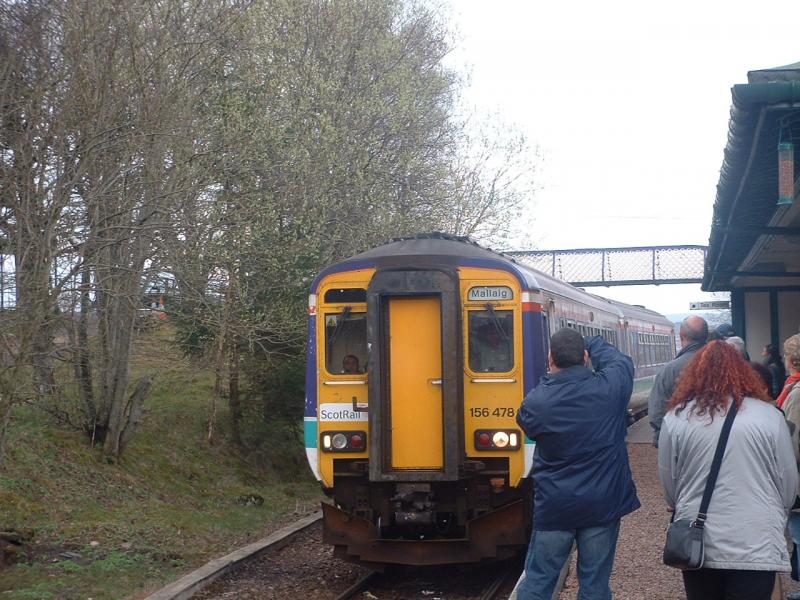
[689,300,730,310]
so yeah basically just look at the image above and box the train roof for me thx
[316,233,673,326]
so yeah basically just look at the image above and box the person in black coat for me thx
[763,343,787,399]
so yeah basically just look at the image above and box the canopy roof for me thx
[703,62,800,291]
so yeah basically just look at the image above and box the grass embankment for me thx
[0,327,321,600]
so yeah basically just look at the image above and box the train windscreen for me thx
[325,310,368,374]
[468,309,514,373]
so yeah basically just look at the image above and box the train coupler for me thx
[391,483,435,526]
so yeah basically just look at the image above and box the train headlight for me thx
[474,429,522,451]
[320,431,367,452]
[492,431,510,448]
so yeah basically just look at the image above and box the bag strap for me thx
[694,400,738,528]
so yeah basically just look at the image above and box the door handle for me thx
[352,396,368,413]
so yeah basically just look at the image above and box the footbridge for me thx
[507,245,708,287]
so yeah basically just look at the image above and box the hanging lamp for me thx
[778,141,794,206]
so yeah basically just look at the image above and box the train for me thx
[304,233,674,566]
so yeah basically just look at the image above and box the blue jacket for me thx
[516,336,640,530]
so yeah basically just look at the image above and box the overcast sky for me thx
[446,0,800,316]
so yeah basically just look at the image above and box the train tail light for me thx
[474,429,522,451]
[321,431,367,452]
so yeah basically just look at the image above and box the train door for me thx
[547,299,557,335]
[387,297,443,469]
[366,269,462,482]
[541,298,556,363]
[621,320,630,355]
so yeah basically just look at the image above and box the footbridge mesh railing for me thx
[507,245,707,287]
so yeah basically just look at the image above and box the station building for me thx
[703,62,800,357]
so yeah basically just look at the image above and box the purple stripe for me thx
[522,310,548,396]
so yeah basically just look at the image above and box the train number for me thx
[469,407,515,418]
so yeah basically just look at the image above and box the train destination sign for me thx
[468,286,513,301]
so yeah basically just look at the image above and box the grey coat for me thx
[648,342,704,445]
[658,397,797,571]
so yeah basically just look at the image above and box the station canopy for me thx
[703,61,800,291]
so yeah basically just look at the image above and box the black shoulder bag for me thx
[662,400,738,570]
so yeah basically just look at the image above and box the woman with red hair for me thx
[658,341,797,600]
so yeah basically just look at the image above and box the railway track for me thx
[478,560,521,600]
[332,558,522,600]
[331,570,378,600]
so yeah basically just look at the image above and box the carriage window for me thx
[325,310,368,375]
[469,309,514,373]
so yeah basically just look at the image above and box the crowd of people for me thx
[515,317,800,600]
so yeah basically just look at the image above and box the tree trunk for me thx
[0,392,14,470]
[228,349,241,446]
[100,290,137,459]
[118,375,153,453]
[208,333,225,444]
[75,262,96,437]
[14,213,56,402]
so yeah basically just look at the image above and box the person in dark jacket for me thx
[515,330,640,600]
[648,316,708,446]
[763,343,787,399]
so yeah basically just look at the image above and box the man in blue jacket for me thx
[516,329,640,600]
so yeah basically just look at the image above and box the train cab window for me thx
[468,309,514,373]
[325,309,368,375]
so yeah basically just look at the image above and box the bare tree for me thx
[0,0,249,461]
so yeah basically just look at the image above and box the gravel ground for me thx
[194,522,370,599]
[558,443,685,599]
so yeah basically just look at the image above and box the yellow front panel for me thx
[389,297,443,469]
[316,270,375,487]
[459,267,526,485]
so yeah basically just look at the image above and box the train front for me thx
[304,239,547,565]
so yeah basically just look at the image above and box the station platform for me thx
[626,414,654,444]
